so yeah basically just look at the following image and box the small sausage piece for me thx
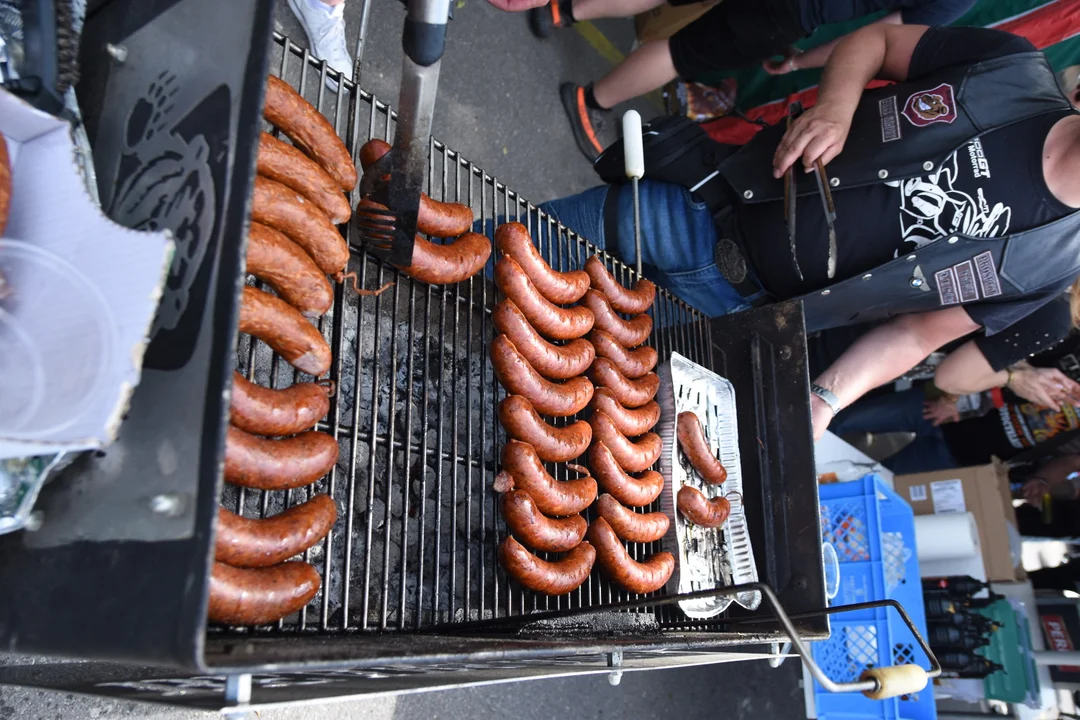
[588,518,674,594]
[587,441,664,507]
[490,335,594,417]
[240,286,331,376]
[230,372,331,436]
[225,426,339,490]
[264,75,356,191]
[246,222,334,319]
[676,486,731,528]
[596,493,669,543]
[252,176,349,275]
[495,222,589,304]
[207,561,321,626]
[215,495,338,567]
[257,132,350,224]
[0,131,10,236]
[589,358,659,409]
[493,300,594,380]
[677,411,727,485]
[589,329,657,379]
[584,256,656,315]
[500,536,595,596]
[495,256,594,341]
[501,490,587,552]
[581,290,652,348]
[589,388,660,437]
[499,440,596,516]
[498,395,591,463]
[588,412,661,473]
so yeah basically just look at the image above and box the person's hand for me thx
[1022,478,1050,507]
[772,104,852,178]
[1008,365,1080,410]
[762,48,802,76]
[810,393,833,441]
[484,0,549,10]
[922,397,960,426]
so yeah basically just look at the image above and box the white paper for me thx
[930,478,967,514]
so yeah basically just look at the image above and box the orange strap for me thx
[576,87,603,154]
[550,0,561,26]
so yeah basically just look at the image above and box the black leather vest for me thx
[718,52,1080,333]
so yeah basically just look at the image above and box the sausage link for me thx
[240,285,331,376]
[587,441,665,507]
[596,493,669,543]
[676,486,731,528]
[501,490,588,552]
[500,536,594,596]
[257,132,350,224]
[0,131,9,236]
[246,222,334,319]
[490,335,593,417]
[584,256,656,314]
[581,290,652,348]
[495,222,589,304]
[495,256,594,340]
[499,440,596,516]
[589,358,659,409]
[588,412,661,473]
[207,560,321,626]
[588,518,673,594]
[588,329,657,379]
[225,426,339,490]
[252,176,349,275]
[589,388,660,437]
[676,411,728,485]
[493,300,594,380]
[497,395,591,463]
[215,495,338,567]
[230,372,331,436]
[264,75,356,191]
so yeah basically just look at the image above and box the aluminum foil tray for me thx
[657,352,761,619]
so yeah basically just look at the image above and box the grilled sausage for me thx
[497,395,591,463]
[584,256,656,315]
[589,388,660,437]
[676,486,731,528]
[498,440,595,516]
[358,139,474,237]
[207,561,321,626]
[246,222,334,319]
[587,441,664,507]
[581,290,652,348]
[588,518,673,594]
[589,358,659,409]
[596,493,669,543]
[501,490,588,552]
[230,372,331,436]
[264,75,356,191]
[495,256,594,341]
[490,335,593,417]
[240,285,331,376]
[215,495,338,567]
[589,329,657,379]
[257,132,350,224]
[499,536,595,596]
[0,131,9,236]
[494,222,589,304]
[588,412,661,473]
[677,411,727,485]
[252,176,349,275]
[225,426,339,490]
[493,300,594,380]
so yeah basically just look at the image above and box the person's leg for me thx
[591,41,677,109]
[883,435,959,474]
[288,0,353,85]
[572,0,666,21]
[829,388,932,438]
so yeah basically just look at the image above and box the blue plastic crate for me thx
[814,475,936,720]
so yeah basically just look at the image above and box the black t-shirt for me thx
[799,0,974,33]
[974,295,1074,372]
[942,400,1080,466]
[739,27,1077,335]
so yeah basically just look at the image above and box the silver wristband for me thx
[810,383,842,416]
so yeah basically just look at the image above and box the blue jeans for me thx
[830,388,960,474]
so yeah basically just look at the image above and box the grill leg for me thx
[607,651,624,687]
[224,673,252,706]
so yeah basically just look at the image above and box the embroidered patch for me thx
[879,96,901,143]
[936,266,959,306]
[902,83,957,128]
[974,251,1002,297]
[954,260,979,303]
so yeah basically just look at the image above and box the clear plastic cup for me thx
[0,307,45,432]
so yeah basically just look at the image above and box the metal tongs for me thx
[354,0,452,267]
[784,102,838,279]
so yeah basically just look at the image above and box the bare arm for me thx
[763,13,902,75]
[1023,454,1080,504]
[935,343,1080,408]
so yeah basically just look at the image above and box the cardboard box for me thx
[894,462,1026,583]
[634,0,719,45]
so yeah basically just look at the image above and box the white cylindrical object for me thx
[622,110,644,180]
[914,512,979,562]
[861,665,929,699]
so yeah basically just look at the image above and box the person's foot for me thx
[529,1,573,39]
[287,0,353,90]
[560,83,610,161]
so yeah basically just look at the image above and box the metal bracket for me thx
[607,651,624,687]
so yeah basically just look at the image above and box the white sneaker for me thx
[287,0,353,90]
